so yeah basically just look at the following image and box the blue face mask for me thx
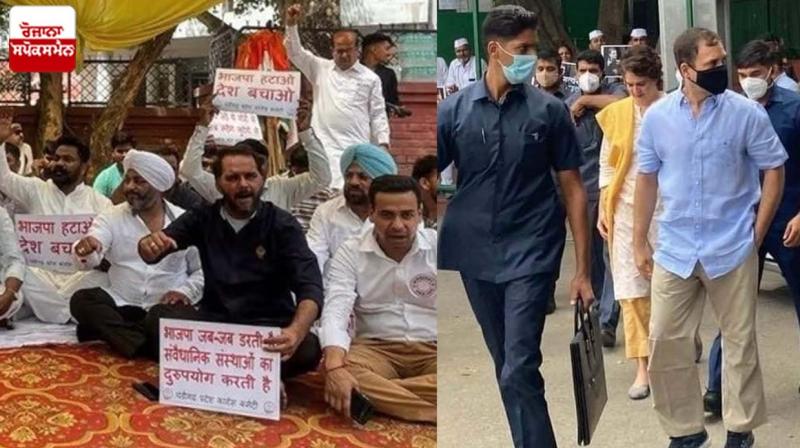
[495,42,537,85]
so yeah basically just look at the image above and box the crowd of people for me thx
[439,4,800,448]
[0,2,438,426]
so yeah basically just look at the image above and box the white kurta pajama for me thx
[0,143,112,323]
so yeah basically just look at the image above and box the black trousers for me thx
[70,288,321,379]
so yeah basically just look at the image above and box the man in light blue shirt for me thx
[633,28,787,448]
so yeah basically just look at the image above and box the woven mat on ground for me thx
[0,343,436,448]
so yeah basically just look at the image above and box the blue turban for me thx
[340,143,398,179]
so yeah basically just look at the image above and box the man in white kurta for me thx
[285,4,391,188]
[70,150,203,358]
[179,97,332,211]
[0,133,111,324]
[320,175,437,423]
[444,38,485,94]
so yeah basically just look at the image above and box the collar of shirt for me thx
[766,85,789,106]
[468,79,526,103]
[332,60,367,75]
[678,87,722,113]
[219,203,260,232]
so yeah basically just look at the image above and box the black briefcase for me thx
[569,300,608,445]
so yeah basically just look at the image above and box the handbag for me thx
[569,300,608,445]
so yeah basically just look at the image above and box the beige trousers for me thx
[346,339,437,423]
[649,250,766,437]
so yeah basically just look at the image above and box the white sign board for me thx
[208,111,263,146]
[15,214,93,273]
[212,68,300,119]
[159,319,282,421]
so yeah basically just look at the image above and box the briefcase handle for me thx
[574,298,598,365]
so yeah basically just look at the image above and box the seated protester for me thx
[1,142,26,218]
[136,146,324,384]
[0,206,26,327]
[411,154,439,229]
[307,143,398,275]
[287,145,333,233]
[0,123,111,324]
[94,131,135,198]
[180,76,331,212]
[150,144,209,211]
[321,175,437,423]
[70,150,203,358]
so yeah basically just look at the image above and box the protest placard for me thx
[212,68,301,119]
[159,319,282,420]
[15,214,93,273]
[208,110,263,146]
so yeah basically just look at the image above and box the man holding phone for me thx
[321,176,437,423]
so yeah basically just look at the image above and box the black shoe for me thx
[601,328,616,347]
[668,431,710,448]
[725,431,754,448]
[546,297,556,315]
[703,390,722,417]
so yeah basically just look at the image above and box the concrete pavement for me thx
[438,243,800,447]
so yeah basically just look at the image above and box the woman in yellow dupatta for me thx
[596,46,664,400]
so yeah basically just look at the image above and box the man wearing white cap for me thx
[629,28,648,46]
[589,29,605,51]
[445,37,485,94]
[70,149,203,359]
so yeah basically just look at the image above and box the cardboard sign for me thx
[208,111,263,146]
[15,214,93,273]
[212,68,300,119]
[159,319,282,420]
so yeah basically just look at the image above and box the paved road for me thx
[438,243,800,447]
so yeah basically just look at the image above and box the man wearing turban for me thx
[307,142,398,276]
[69,149,204,359]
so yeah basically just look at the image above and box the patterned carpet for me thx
[0,344,436,448]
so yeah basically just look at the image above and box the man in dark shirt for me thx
[362,32,410,118]
[137,146,324,380]
[438,6,594,448]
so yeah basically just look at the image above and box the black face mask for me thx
[690,64,728,95]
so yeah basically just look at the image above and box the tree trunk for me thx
[197,11,230,33]
[598,0,626,46]
[88,27,176,175]
[35,73,63,158]
[495,0,574,53]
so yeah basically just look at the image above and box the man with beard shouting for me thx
[306,143,398,277]
[69,150,203,358]
[0,116,111,324]
[137,146,324,388]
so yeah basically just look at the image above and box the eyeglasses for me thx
[12,129,22,135]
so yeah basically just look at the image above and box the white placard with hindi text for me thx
[208,111,263,146]
[15,214,93,273]
[212,68,301,119]
[159,319,282,420]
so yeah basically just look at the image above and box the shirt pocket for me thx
[518,125,548,168]
[454,124,492,172]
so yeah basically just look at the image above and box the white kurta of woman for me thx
[0,142,112,324]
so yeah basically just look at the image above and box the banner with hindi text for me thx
[15,214,93,273]
[159,319,282,420]
[212,68,300,119]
